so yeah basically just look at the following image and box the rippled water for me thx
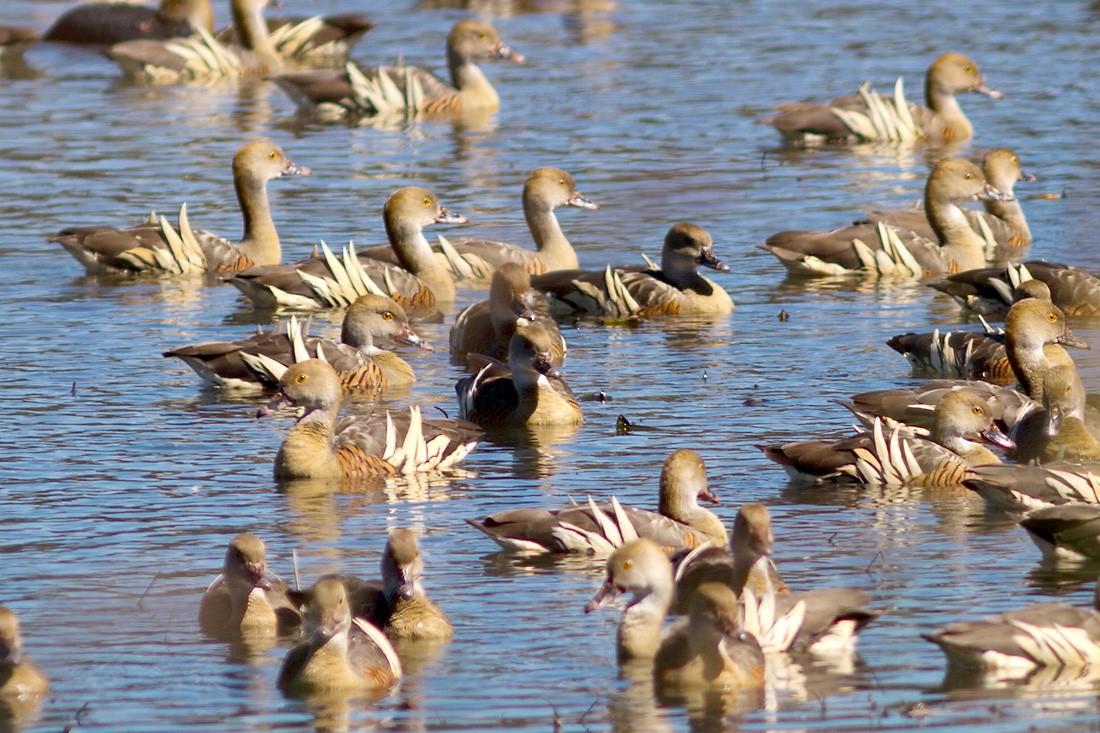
[5,0,1100,731]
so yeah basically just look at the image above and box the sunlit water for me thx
[3,0,1100,730]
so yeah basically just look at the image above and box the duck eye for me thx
[422,196,432,206]
[964,65,973,72]
[477,32,486,39]
[268,151,278,160]
[621,560,633,570]
[1047,313,1058,323]
[295,373,308,384]
[972,406,983,416]
[964,173,973,180]
[558,179,566,186]
[381,311,394,321]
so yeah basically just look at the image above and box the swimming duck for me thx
[0,26,40,59]
[456,322,583,428]
[258,359,481,480]
[449,263,566,365]
[278,576,401,695]
[0,607,48,701]
[863,147,1034,251]
[228,187,466,312]
[165,294,427,395]
[198,532,300,638]
[764,52,1000,144]
[360,167,597,278]
[217,12,373,64]
[276,20,523,118]
[762,159,1009,278]
[759,391,1014,487]
[45,0,213,46]
[466,448,726,554]
[1017,504,1100,563]
[53,141,309,275]
[932,261,1100,317]
[531,222,733,317]
[377,529,453,641]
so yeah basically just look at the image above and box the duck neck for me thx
[618,584,672,664]
[448,53,499,110]
[386,220,455,302]
[525,201,576,270]
[925,84,971,139]
[232,1,281,70]
[340,321,377,354]
[661,495,727,546]
[984,192,1031,242]
[926,198,985,272]
[276,406,340,479]
[1005,336,1054,401]
[235,168,279,266]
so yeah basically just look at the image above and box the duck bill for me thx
[976,184,1013,202]
[257,390,294,418]
[584,580,623,613]
[973,79,1003,99]
[496,43,524,63]
[697,248,731,272]
[533,351,560,378]
[568,191,599,210]
[980,426,1016,451]
[435,207,468,225]
[1058,329,1090,350]
[397,325,432,351]
[1019,169,1037,183]
[282,159,311,177]
[697,486,720,505]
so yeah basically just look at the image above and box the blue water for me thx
[3,0,1100,730]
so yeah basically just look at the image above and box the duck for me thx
[44,0,213,46]
[258,359,480,480]
[863,147,1035,251]
[654,582,765,692]
[198,532,301,639]
[216,12,373,65]
[763,52,1000,144]
[1004,299,1089,403]
[466,448,727,554]
[275,20,523,118]
[932,261,1100,317]
[359,167,598,279]
[762,158,1010,278]
[278,576,401,695]
[0,607,48,701]
[105,0,283,81]
[923,578,1100,675]
[228,187,466,312]
[964,464,1100,514]
[52,141,309,276]
[531,222,733,317]
[376,529,453,641]
[1011,363,1100,464]
[456,322,583,428]
[845,380,1037,438]
[449,263,566,366]
[164,294,427,395]
[1017,504,1100,562]
[674,503,881,655]
[0,26,40,59]
[759,390,1014,487]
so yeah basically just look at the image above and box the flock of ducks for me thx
[4,0,1100,720]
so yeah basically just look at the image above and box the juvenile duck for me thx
[466,448,726,554]
[762,159,1009,278]
[0,607,48,701]
[531,223,733,316]
[449,263,566,365]
[1011,363,1100,464]
[278,576,401,695]
[45,0,214,46]
[456,322,583,428]
[53,141,309,275]
[1004,299,1089,403]
[198,532,300,638]
[764,52,1000,144]
[229,187,466,312]
[377,529,453,641]
[258,359,480,480]
[165,294,427,395]
[276,20,523,118]
[361,168,597,278]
